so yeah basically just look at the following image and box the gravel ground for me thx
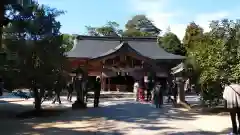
[0,95,232,135]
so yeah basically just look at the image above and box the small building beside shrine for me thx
[67,35,185,92]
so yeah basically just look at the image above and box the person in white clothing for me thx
[133,80,139,101]
[223,83,240,135]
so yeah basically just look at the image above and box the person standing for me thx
[153,82,162,108]
[138,79,145,102]
[52,75,64,104]
[94,77,101,108]
[0,77,3,96]
[167,81,172,103]
[184,78,190,93]
[223,83,240,135]
[67,79,74,102]
[52,81,62,104]
[172,79,178,103]
[144,76,151,102]
[83,79,89,103]
[133,80,139,101]
[159,83,164,106]
[146,80,154,102]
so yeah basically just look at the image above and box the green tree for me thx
[1,0,32,49]
[0,0,32,78]
[182,22,204,97]
[86,21,123,36]
[124,15,161,37]
[123,28,153,37]
[158,32,186,56]
[85,26,99,36]
[85,15,161,37]
[62,34,74,52]
[194,19,240,84]
[4,1,66,110]
[189,19,240,105]
[182,22,204,50]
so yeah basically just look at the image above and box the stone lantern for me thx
[171,63,186,103]
[175,76,185,103]
[72,67,87,109]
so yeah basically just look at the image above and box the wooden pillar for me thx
[101,77,106,91]
[108,78,111,91]
[100,73,104,91]
[101,60,105,91]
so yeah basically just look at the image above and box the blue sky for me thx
[38,0,240,39]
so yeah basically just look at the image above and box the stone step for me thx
[87,92,134,98]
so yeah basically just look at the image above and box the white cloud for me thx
[128,0,234,40]
[195,11,229,32]
[129,0,186,39]
[169,24,187,40]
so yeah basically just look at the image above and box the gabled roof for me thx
[67,35,185,60]
[91,42,151,61]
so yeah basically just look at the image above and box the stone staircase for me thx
[87,91,134,98]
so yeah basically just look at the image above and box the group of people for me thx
[0,73,102,108]
[35,74,102,108]
[65,76,101,108]
[133,78,178,108]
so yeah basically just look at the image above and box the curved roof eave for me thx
[90,42,152,61]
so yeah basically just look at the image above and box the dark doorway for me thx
[109,74,134,92]
[155,77,167,90]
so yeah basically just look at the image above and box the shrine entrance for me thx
[99,55,146,92]
[71,41,174,92]
[87,54,170,92]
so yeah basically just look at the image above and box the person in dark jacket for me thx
[94,77,101,107]
[153,82,163,108]
[146,80,154,102]
[52,76,64,104]
[52,82,62,104]
[166,81,172,103]
[67,79,74,102]
[0,77,3,96]
[172,79,178,103]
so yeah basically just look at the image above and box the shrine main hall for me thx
[67,35,185,92]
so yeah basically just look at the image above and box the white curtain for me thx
[102,71,117,77]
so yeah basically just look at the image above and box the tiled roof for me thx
[67,35,185,60]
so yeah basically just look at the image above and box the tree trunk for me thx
[0,26,2,50]
[33,85,41,111]
[0,3,4,50]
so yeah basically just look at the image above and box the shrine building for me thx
[67,35,185,92]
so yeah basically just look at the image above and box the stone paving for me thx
[0,96,233,135]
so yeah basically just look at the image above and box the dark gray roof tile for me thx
[67,36,185,60]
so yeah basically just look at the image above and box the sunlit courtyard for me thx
[0,95,232,135]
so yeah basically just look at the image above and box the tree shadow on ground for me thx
[11,126,124,135]
[84,101,201,123]
[163,127,232,135]
[0,99,232,135]
[0,100,35,119]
